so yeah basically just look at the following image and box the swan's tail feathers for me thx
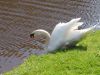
[79,25,96,34]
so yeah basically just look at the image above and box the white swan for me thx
[30,18,96,53]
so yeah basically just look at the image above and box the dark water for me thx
[0,0,100,73]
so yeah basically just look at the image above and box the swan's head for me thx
[30,29,50,45]
[30,29,43,38]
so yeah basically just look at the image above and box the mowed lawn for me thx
[5,31,100,75]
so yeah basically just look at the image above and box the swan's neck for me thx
[38,30,51,51]
[41,30,51,45]
[34,29,51,45]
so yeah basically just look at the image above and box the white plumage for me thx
[30,18,96,53]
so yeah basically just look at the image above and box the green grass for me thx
[4,31,100,75]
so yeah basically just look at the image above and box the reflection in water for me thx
[0,0,100,73]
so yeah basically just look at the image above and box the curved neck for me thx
[34,29,51,45]
[41,30,51,44]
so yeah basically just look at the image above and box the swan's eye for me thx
[30,33,34,38]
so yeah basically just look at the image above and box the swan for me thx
[30,18,96,53]
[30,18,81,52]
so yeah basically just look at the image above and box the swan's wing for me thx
[47,18,81,52]
[51,18,82,37]
[57,18,81,28]
[71,22,83,30]
[65,25,96,45]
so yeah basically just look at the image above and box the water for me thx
[0,0,100,73]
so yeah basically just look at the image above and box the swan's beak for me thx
[30,33,34,38]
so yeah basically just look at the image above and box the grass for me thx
[4,31,100,75]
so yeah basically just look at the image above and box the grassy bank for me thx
[4,31,100,75]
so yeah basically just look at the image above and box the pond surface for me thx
[0,0,100,73]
